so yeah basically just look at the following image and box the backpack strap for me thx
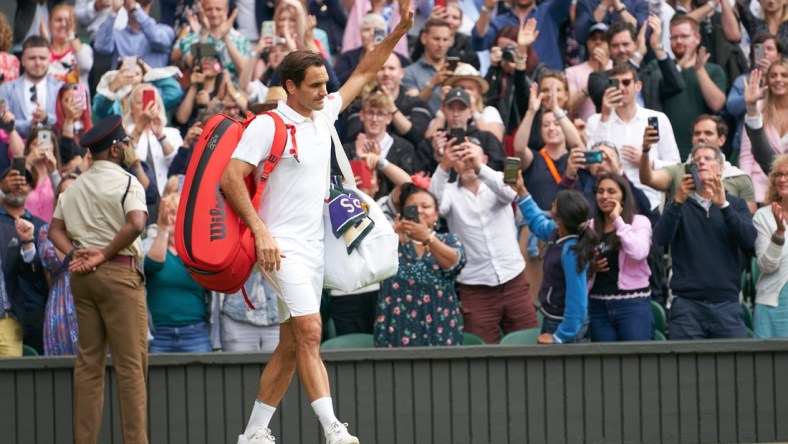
[250,111,288,211]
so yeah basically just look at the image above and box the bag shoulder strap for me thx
[250,111,288,210]
[539,147,562,185]
[324,115,354,184]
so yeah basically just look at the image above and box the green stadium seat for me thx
[651,300,667,335]
[462,332,485,345]
[500,328,541,345]
[320,333,375,350]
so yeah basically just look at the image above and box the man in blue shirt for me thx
[94,0,175,69]
[471,0,571,70]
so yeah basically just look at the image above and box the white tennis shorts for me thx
[260,237,324,322]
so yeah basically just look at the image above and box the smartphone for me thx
[435,0,447,7]
[403,205,419,223]
[373,28,385,43]
[199,43,217,61]
[120,56,136,72]
[143,89,155,110]
[12,156,26,176]
[648,116,659,136]
[753,43,765,62]
[582,150,603,164]
[350,159,373,189]
[37,130,52,149]
[503,157,520,184]
[608,77,620,89]
[447,56,460,72]
[448,127,465,144]
[685,163,703,192]
[70,83,87,111]
[261,20,275,38]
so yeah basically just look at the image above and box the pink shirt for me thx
[27,174,55,223]
[342,0,409,56]
[0,52,20,84]
[565,61,612,121]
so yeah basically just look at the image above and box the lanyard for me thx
[539,147,561,184]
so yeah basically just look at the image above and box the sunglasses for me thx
[29,85,37,103]
[619,79,634,87]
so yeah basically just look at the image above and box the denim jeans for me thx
[540,316,589,343]
[588,297,654,342]
[668,297,747,339]
[149,321,212,353]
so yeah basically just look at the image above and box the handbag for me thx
[321,118,399,292]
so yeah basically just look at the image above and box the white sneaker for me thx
[325,422,359,444]
[237,427,276,444]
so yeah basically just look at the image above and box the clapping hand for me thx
[771,202,786,235]
[695,46,710,73]
[703,174,727,207]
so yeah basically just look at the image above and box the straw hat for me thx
[443,63,489,94]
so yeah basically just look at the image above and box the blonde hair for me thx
[163,175,183,198]
[124,84,168,129]
[765,154,788,204]
[0,12,11,52]
[274,0,316,52]
[162,192,180,210]
[762,58,788,129]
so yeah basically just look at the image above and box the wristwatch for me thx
[67,33,77,43]
[480,5,491,13]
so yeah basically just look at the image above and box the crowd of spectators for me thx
[0,0,786,356]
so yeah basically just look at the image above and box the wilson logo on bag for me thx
[175,112,287,308]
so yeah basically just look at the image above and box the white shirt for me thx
[23,78,47,119]
[232,94,344,241]
[234,0,259,41]
[129,125,182,196]
[586,106,681,209]
[429,164,525,286]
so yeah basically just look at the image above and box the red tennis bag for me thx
[175,111,286,308]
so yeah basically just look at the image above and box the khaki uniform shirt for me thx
[53,160,148,260]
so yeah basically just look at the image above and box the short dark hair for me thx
[750,33,785,66]
[670,15,700,33]
[610,62,639,82]
[606,22,637,44]
[22,35,49,53]
[279,50,325,89]
[692,114,728,138]
[423,18,452,34]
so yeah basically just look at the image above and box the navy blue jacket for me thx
[654,195,756,302]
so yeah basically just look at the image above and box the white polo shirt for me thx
[232,93,343,241]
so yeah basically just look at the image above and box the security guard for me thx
[48,115,149,444]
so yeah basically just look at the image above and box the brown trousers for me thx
[71,261,148,444]
[459,270,539,344]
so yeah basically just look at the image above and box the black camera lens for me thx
[501,44,518,63]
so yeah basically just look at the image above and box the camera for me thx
[501,44,518,63]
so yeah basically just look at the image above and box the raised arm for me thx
[338,0,414,113]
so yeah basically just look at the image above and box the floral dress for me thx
[374,232,466,347]
[38,225,79,356]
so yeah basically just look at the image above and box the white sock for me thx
[311,397,339,433]
[244,400,276,439]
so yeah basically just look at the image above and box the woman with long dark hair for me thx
[513,171,597,344]
[587,173,653,341]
